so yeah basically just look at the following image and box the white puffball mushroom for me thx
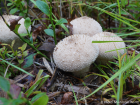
[0,15,29,50]
[92,32,126,64]
[70,16,103,37]
[53,35,99,77]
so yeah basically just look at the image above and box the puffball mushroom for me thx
[92,32,126,64]
[70,16,103,37]
[53,35,99,77]
[0,15,29,50]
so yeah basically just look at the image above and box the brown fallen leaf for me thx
[47,92,61,100]
[38,38,55,53]
[32,26,43,41]
[10,84,21,99]
[38,42,55,52]
[61,92,73,104]
[9,16,23,31]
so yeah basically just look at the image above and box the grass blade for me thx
[79,53,140,101]
[0,58,33,77]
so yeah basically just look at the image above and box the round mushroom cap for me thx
[70,16,103,37]
[0,15,30,50]
[53,35,99,72]
[92,32,126,64]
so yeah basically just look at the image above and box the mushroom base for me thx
[72,66,90,77]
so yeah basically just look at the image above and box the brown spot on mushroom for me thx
[54,47,58,52]
[67,37,75,44]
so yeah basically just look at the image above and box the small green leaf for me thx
[60,24,69,33]
[23,51,29,57]
[31,93,46,102]
[23,9,28,13]
[0,76,10,92]
[30,36,33,44]
[0,97,10,105]
[11,99,26,105]
[24,17,31,30]
[21,43,27,51]
[11,40,15,48]
[23,53,36,69]
[19,12,25,17]
[32,95,49,105]
[18,59,24,64]
[56,18,68,25]
[36,0,50,16]
[14,24,20,34]
[44,29,54,37]
[10,8,18,14]
[7,3,13,6]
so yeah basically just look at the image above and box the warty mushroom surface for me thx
[92,32,126,64]
[70,16,103,37]
[53,34,99,77]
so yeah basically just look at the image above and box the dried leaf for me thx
[10,84,21,99]
[47,92,61,100]
[61,92,73,104]
[23,53,36,69]
[9,16,23,31]
[32,26,43,41]
[42,57,54,75]
[38,42,55,52]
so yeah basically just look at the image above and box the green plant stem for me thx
[117,0,122,33]
[15,33,50,61]
[1,16,50,61]
[2,0,9,14]
[49,2,57,45]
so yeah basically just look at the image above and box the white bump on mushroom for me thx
[70,16,103,37]
[53,34,99,77]
[92,32,126,64]
[0,15,30,50]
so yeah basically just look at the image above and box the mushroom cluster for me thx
[53,16,126,77]
[0,15,29,50]
[53,35,99,77]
